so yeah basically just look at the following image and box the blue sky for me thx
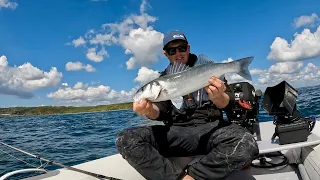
[1,0,320,107]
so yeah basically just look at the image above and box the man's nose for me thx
[175,49,183,56]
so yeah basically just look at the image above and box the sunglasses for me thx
[165,45,188,56]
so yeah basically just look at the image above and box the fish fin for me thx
[169,62,190,74]
[219,74,226,81]
[235,56,254,81]
[195,54,216,66]
[171,96,184,109]
[152,81,163,100]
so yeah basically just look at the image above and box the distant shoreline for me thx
[51,108,131,116]
[0,102,133,118]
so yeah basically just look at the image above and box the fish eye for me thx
[136,86,144,94]
[153,81,160,86]
[138,84,148,92]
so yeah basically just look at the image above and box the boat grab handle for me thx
[0,168,47,180]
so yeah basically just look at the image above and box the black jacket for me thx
[154,53,234,126]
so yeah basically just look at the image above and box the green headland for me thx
[0,102,133,118]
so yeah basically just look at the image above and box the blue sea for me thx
[1,84,319,179]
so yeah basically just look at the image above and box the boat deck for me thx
[21,121,320,180]
[24,153,303,180]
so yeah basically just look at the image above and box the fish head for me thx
[133,81,162,103]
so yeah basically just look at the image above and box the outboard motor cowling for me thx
[228,82,262,139]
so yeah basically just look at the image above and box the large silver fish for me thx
[133,56,254,103]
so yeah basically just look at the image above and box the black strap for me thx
[176,170,188,180]
[271,130,278,142]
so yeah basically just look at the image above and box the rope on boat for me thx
[0,141,122,180]
[0,148,38,168]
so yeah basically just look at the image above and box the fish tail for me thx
[235,56,253,81]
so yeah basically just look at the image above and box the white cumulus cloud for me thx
[47,82,138,106]
[0,0,17,9]
[250,69,267,75]
[134,67,160,85]
[267,26,320,62]
[225,74,249,84]
[48,84,110,101]
[72,37,86,47]
[69,0,164,69]
[222,61,320,91]
[73,82,88,89]
[86,47,108,62]
[66,61,96,72]
[89,33,118,46]
[293,13,319,28]
[268,61,303,74]
[122,27,163,69]
[257,62,320,88]
[221,58,233,63]
[0,55,62,98]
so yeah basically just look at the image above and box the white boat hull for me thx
[10,121,320,180]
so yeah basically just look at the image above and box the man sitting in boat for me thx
[116,30,259,180]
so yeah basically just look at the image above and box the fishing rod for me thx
[0,141,122,180]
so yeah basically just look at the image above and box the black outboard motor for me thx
[228,82,262,140]
[262,80,316,144]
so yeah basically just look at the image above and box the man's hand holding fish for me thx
[133,99,159,120]
[205,76,230,109]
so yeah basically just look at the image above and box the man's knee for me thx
[231,126,259,165]
[221,124,259,166]
[116,128,136,153]
[115,129,129,154]
[115,127,151,155]
[241,132,259,158]
[115,126,155,166]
